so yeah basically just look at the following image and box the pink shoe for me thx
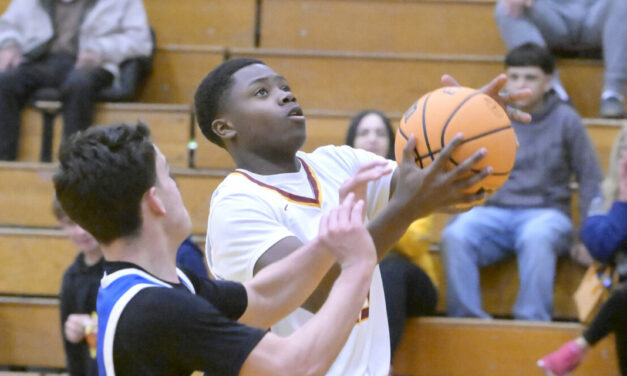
[537,341,584,376]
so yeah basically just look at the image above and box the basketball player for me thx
[195,58,532,375]
[54,122,382,375]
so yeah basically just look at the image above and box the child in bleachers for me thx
[54,196,102,376]
[345,110,437,356]
[441,43,602,321]
[538,125,627,376]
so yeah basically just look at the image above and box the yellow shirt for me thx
[394,216,438,288]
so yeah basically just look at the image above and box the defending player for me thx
[54,122,380,375]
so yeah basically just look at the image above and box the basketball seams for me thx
[418,124,515,174]
[439,91,482,151]
[421,94,434,163]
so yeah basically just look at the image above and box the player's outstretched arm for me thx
[239,194,375,329]
[441,73,532,123]
[239,195,376,376]
[367,133,491,260]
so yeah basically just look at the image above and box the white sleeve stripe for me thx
[101,268,172,289]
[176,268,195,294]
[102,283,156,376]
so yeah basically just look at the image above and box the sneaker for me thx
[599,96,627,118]
[537,341,584,376]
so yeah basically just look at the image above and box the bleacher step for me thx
[392,317,619,376]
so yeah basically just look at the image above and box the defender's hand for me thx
[318,193,376,268]
[441,73,532,123]
[339,160,393,218]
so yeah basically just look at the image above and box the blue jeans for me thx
[441,206,572,321]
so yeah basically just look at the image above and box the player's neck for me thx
[234,151,300,175]
[101,229,180,283]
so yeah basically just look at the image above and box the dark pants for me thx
[583,280,627,375]
[0,53,113,160]
[380,251,438,355]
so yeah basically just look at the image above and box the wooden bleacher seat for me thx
[227,48,604,118]
[0,297,65,369]
[136,45,226,104]
[0,163,228,235]
[392,317,619,376]
[17,104,192,166]
[145,0,257,47]
[259,0,506,55]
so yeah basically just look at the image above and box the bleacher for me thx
[1,0,625,375]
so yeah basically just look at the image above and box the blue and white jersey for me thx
[96,267,194,376]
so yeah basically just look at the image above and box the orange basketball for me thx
[394,86,518,197]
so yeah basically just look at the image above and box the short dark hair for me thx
[194,58,264,148]
[345,110,396,160]
[53,123,157,245]
[505,42,555,74]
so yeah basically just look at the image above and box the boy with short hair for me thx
[54,197,102,376]
[442,43,603,321]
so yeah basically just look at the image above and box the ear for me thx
[145,187,166,216]
[212,118,236,140]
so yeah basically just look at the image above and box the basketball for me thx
[394,86,518,197]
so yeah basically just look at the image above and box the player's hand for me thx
[76,50,102,68]
[0,45,21,71]
[501,0,534,18]
[64,313,91,343]
[318,193,376,269]
[619,147,627,202]
[391,133,492,218]
[338,160,393,218]
[441,73,532,123]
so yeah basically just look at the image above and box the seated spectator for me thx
[538,125,627,376]
[345,110,438,355]
[55,196,208,376]
[0,0,152,160]
[442,43,602,321]
[494,0,627,118]
[54,196,103,376]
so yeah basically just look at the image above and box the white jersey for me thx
[207,145,395,376]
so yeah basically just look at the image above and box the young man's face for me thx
[153,146,192,242]
[59,217,99,254]
[219,64,306,156]
[505,66,552,113]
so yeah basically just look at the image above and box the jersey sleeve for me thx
[115,287,267,376]
[193,276,250,320]
[208,186,295,282]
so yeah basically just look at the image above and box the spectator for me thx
[442,43,603,321]
[345,109,438,355]
[538,125,627,376]
[54,196,102,376]
[494,0,627,118]
[0,0,152,160]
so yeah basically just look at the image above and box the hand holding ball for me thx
[395,86,518,201]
